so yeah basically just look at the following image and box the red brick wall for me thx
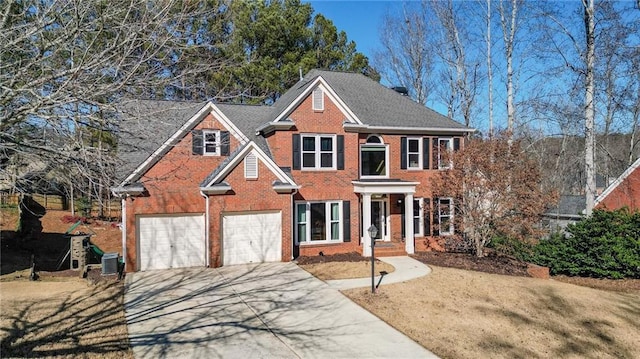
[265,89,463,256]
[596,167,640,211]
[124,113,241,271]
[207,155,292,267]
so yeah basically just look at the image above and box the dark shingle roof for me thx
[215,104,272,155]
[268,69,470,130]
[115,100,206,182]
[546,195,586,216]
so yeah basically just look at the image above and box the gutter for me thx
[343,123,475,135]
[200,190,210,267]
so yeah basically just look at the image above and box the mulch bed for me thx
[411,251,530,277]
[296,250,639,293]
[295,252,370,265]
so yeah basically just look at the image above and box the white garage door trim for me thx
[222,211,282,265]
[137,214,206,271]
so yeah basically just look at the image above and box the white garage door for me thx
[222,212,282,265]
[138,214,206,271]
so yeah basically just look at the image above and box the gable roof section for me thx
[261,69,473,134]
[595,157,640,207]
[115,100,205,184]
[200,141,298,194]
[270,75,362,125]
[116,101,253,186]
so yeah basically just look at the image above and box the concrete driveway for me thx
[124,262,437,358]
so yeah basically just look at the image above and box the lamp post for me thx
[368,224,378,293]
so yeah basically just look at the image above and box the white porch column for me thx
[404,193,415,254]
[362,193,373,257]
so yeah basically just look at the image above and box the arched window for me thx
[360,135,388,177]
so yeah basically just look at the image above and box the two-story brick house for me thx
[112,69,474,272]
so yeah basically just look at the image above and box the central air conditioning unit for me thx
[102,253,119,275]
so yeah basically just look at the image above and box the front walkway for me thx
[326,256,432,290]
[124,262,438,358]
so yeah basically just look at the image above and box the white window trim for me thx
[203,129,221,156]
[295,200,343,244]
[244,153,258,179]
[312,88,324,111]
[438,137,454,170]
[407,137,423,170]
[359,143,390,179]
[301,134,337,170]
[438,197,454,235]
[413,198,424,236]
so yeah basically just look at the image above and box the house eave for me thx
[199,184,232,195]
[256,120,295,135]
[111,184,146,197]
[273,183,300,193]
[343,123,474,135]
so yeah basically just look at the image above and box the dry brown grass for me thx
[342,265,640,359]
[299,260,395,280]
[0,278,132,358]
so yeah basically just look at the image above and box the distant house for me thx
[542,195,586,234]
[595,157,640,211]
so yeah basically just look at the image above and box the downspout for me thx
[120,196,127,271]
[291,188,298,260]
[200,190,210,267]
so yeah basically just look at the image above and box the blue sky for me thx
[306,1,398,60]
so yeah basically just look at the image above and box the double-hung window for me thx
[301,134,336,170]
[203,130,220,156]
[438,198,454,235]
[438,138,453,169]
[360,135,388,178]
[407,138,422,169]
[413,198,424,236]
[296,201,342,243]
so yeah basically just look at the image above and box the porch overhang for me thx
[352,179,419,195]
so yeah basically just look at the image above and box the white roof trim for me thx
[200,184,232,195]
[203,142,298,188]
[119,102,248,186]
[595,157,640,206]
[343,123,474,134]
[352,180,419,195]
[272,76,362,125]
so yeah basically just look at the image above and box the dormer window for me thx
[360,135,388,178]
[312,88,324,111]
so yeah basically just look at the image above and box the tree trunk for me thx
[583,0,596,216]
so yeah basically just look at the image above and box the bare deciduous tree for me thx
[1,0,232,209]
[373,2,435,104]
[435,134,554,257]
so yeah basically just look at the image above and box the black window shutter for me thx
[432,137,439,169]
[400,137,407,169]
[453,137,461,151]
[424,198,431,236]
[432,198,440,236]
[423,137,430,169]
[343,201,351,242]
[292,134,301,170]
[337,135,345,170]
[192,130,203,155]
[220,131,230,156]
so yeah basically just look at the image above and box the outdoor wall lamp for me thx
[368,224,378,293]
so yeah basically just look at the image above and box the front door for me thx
[371,199,389,241]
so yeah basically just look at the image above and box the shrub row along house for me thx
[112,70,473,272]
